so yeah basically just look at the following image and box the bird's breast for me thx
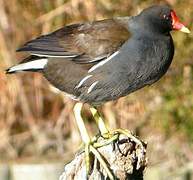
[136,34,174,85]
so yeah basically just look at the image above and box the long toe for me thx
[112,129,147,170]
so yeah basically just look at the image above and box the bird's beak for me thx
[179,26,191,33]
[171,10,190,33]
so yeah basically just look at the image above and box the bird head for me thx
[139,5,190,34]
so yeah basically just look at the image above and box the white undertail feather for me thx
[7,59,48,73]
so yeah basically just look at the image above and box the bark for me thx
[59,134,147,180]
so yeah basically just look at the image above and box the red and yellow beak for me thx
[171,11,190,33]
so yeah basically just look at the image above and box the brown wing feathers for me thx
[17,19,130,64]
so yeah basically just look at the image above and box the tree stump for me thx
[59,134,147,180]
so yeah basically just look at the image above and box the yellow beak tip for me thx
[180,26,191,33]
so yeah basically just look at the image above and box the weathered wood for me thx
[59,134,147,180]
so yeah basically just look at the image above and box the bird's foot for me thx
[111,129,147,170]
[92,129,147,170]
[82,140,115,180]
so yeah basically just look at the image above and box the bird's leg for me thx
[73,103,114,180]
[90,106,116,147]
[89,106,146,170]
[73,103,91,171]
[89,106,119,151]
[90,106,110,137]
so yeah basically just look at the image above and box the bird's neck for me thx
[131,15,171,36]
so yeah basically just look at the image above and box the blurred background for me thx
[0,0,193,179]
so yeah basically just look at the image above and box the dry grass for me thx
[0,0,193,170]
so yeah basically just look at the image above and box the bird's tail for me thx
[6,55,48,74]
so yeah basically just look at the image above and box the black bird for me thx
[6,5,190,179]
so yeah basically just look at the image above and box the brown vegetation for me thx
[0,0,193,173]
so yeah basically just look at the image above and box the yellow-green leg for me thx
[73,103,91,171]
[90,106,109,136]
[89,106,146,170]
[73,103,114,180]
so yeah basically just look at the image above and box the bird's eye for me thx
[163,14,169,20]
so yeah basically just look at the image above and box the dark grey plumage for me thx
[7,5,179,105]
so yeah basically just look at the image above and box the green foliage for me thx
[160,74,193,141]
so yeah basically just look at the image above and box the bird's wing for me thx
[17,18,130,64]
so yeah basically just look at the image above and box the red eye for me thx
[163,14,169,20]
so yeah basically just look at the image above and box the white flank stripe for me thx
[75,75,93,89]
[8,59,48,73]
[87,81,98,94]
[32,53,77,58]
[88,51,119,73]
